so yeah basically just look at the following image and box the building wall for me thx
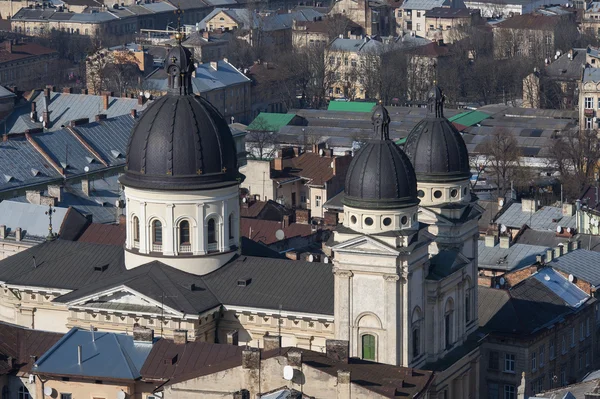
[34,378,157,399]
[493,27,555,60]
[0,239,36,260]
[580,78,600,131]
[292,28,328,48]
[0,49,59,91]
[205,10,242,31]
[240,159,276,202]
[199,81,252,124]
[399,8,428,37]
[327,48,365,99]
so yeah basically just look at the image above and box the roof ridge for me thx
[112,333,138,379]
[147,265,197,314]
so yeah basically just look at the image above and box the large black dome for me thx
[403,86,470,183]
[343,105,418,210]
[120,42,240,191]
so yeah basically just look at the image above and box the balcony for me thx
[152,243,162,252]
[133,240,139,249]
[207,242,218,252]
[179,244,192,253]
[585,109,595,117]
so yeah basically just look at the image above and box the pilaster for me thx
[195,203,206,255]
[164,203,175,256]
[333,267,353,343]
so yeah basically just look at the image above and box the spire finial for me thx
[174,6,184,43]
[45,204,56,241]
[372,104,390,140]
[427,85,445,118]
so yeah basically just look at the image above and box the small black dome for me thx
[120,42,240,191]
[343,140,418,210]
[403,86,470,183]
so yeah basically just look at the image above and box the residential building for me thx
[494,200,578,238]
[327,37,384,99]
[523,48,589,109]
[464,0,561,17]
[493,13,577,60]
[582,2,600,38]
[0,39,58,90]
[198,8,258,33]
[330,0,395,36]
[182,30,229,62]
[406,41,449,102]
[423,7,481,43]
[146,59,252,124]
[247,62,290,117]
[580,64,600,131]
[479,266,596,398]
[0,200,89,259]
[240,146,353,218]
[397,0,465,37]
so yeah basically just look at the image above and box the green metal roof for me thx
[247,113,296,131]
[327,101,377,113]
[448,110,490,127]
[395,137,407,145]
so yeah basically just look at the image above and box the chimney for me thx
[546,249,554,262]
[62,87,72,94]
[0,225,5,239]
[4,40,11,53]
[102,93,109,110]
[287,349,302,367]
[118,214,126,225]
[81,88,88,95]
[521,199,538,213]
[81,179,90,197]
[15,228,22,242]
[210,61,218,70]
[94,114,107,122]
[130,109,137,118]
[173,329,188,344]
[2,134,7,142]
[7,356,13,370]
[69,118,89,127]
[26,190,42,205]
[282,214,290,228]
[295,209,311,224]
[77,345,82,365]
[326,339,349,363]
[42,110,50,127]
[485,234,498,247]
[137,95,144,106]
[554,246,563,258]
[30,102,37,123]
[536,254,545,264]
[562,203,575,217]
[499,235,511,249]
[133,325,154,342]
[571,240,580,251]
[241,348,260,369]
[48,185,63,202]
[43,87,51,102]
[337,370,351,397]
[285,251,298,260]
[273,151,284,171]
[263,334,281,351]
[226,330,239,345]
[203,30,209,39]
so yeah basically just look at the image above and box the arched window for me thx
[132,216,140,245]
[152,220,162,252]
[412,307,422,359]
[361,334,376,361]
[18,386,30,399]
[445,298,454,349]
[179,220,191,253]
[228,213,234,240]
[207,218,217,245]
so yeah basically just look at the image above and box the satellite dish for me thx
[323,256,329,264]
[38,115,44,123]
[242,197,247,203]
[84,166,90,173]
[283,365,294,381]
[144,91,151,99]
[544,274,551,281]
[138,91,144,96]
[275,229,285,241]
[308,254,314,262]
[117,391,127,399]
[567,227,572,233]
[499,277,505,285]
[569,274,574,282]
[557,225,563,233]
[499,199,504,207]
[319,149,324,156]
[500,224,507,233]
[43,387,53,396]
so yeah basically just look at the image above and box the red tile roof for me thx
[274,152,347,186]
[0,42,57,64]
[0,321,62,375]
[77,223,126,246]
[407,42,450,57]
[240,200,268,218]
[241,218,313,245]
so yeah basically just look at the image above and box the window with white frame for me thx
[504,353,515,372]
[531,351,537,371]
[315,196,321,207]
[585,97,594,109]
[586,117,594,129]
[504,384,515,399]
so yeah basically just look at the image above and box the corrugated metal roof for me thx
[0,86,16,99]
[247,112,296,131]
[478,241,549,271]
[495,203,577,231]
[532,267,589,308]
[330,38,383,53]
[448,110,490,127]
[401,0,455,10]
[0,200,69,239]
[327,101,377,112]
[548,250,600,287]
[141,1,176,11]
[33,328,153,379]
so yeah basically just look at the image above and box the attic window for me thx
[4,175,13,183]
[237,278,251,287]
[60,162,69,169]
[163,354,178,365]
[31,168,40,176]
[85,156,96,164]
[93,264,108,272]
[111,150,122,158]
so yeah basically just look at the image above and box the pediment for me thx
[332,235,399,255]
[65,285,183,317]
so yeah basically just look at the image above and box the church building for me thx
[0,37,481,398]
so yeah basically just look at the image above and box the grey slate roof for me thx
[494,203,577,231]
[547,250,600,288]
[583,67,600,83]
[544,48,586,80]
[478,241,549,271]
[33,328,153,380]
[0,86,15,99]
[0,240,125,290]
[0,201,69,239]
[197,8,258,30]
[5,91,147,135]
[401,0,464,10]
[534,380,600,399]
[330,38,383,53]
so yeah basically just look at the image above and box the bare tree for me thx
[481,128,521,197]
[246,116,279,160]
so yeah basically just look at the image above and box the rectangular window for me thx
[489,383,499,399]
[504,353,515,372]
[537,377,544,393]
[416,23,421,31]
[315,196,321,207]
[61,395,72,399]
[562,335,567,354]
[429,24,434,30]
[586,117,594,129]
[571,328,576,347]
[585,97,594,109]
[504,385,515,399]
[489,351,499,370]
[550,339,555,359]
[587,317,591,336]
[597,98,600,109]
[532,351,537,372]
[540,346,545,368]
[417,10,421,17]
[581,321,585,341]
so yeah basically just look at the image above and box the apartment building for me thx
[398,0,466,37]
[0,39,58,90]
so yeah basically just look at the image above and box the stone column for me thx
[140,201,148,254]
[222,200,229,251]
[195,203,205,255]
[384,273,400,365]
[164,203,175,256]
[333,267,353,343]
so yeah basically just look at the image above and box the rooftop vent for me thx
[85,157,95,164]
[93,264,108,272]
[31,168,40,176]
[60,162,69,169]
[4,175,13,182]
[111,150,122,158]
[237,278,251,287]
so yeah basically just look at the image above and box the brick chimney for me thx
[263,334,281,351]
[48,185,63,202]
[30,101,37,123]
[282,214,290,228]
[26,190,42,205]
[95,114,107,122]
[130,109,137,118]
[203,30,210,39]
[133,325,154,342]
[15,227,22,242]
[43,88,51,103]
[42,110,50,127]
[102,93,109,110]
[227,330,239,345]
[242,348,260,369]
[326,339,349,363]
[81,178,90,196]
[62,87,72,94]
[295,209,310,224]
[137,95,144,106]
[173,329,188,344]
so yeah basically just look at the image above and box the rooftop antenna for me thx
[45,204,56,241]
[159,291,177,338]
[32,256,37,269]
[174,5,184,44]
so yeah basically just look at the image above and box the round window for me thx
[351,215,357,224]
[364,217,374,226]
[433,190,443,199]
[450,189,458,198]
[417,190,425,198]
[401,215,408,225]
[383,217,392,226]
